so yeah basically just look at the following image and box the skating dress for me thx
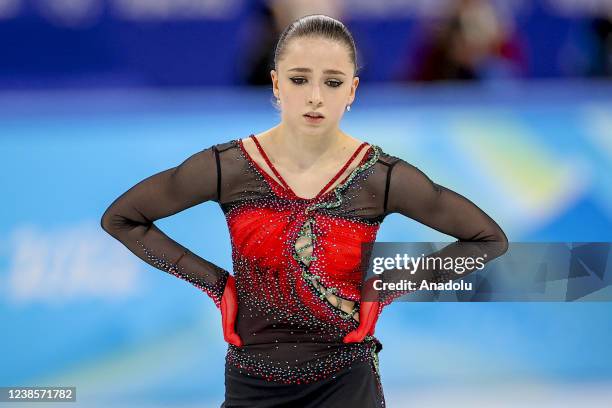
[101,134,508,408]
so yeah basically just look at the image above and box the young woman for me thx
[101,14,508,408]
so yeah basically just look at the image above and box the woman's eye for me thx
[289,78,343,87]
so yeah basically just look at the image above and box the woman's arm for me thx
[345,158,509,343]
[386,158,508,245]
[100,146,230,308]
[378,158,509,304]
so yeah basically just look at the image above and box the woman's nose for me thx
[309,85,322,106]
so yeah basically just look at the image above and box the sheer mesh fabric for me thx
[100,146,230,308]
[369,154,509,306]
[101,135,508,390]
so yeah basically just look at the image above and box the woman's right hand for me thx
[221,275,243,347]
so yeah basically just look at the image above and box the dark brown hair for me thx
[273,14,360,77]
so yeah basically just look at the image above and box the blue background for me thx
[1,1,612,406]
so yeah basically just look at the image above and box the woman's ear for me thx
[270,69,279,99]
[348,76,359,106]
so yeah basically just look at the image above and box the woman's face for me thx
[271,36,359,135]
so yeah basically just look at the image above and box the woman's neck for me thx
[269,123,348,171]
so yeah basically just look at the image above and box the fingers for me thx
[343,327,368,343]
[221,275,242,347]
[222,315,243,347]
[343,318,370,343]
[343,301,381,343]
[225,332,243,347]
[363,302,379,332]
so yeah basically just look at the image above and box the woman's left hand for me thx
[342,300,380,343]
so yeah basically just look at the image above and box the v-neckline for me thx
[239,134,371,201]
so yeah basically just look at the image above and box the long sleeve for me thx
[370,158,509,306]
[385,158,509,243]
[100,145,229,308]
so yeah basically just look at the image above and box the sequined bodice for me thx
[101,133,508,391]
[222,136,386,383]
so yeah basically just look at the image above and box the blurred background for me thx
[1,0,612,407]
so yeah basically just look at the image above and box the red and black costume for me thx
[101,134,507,408]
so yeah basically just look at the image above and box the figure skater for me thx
[101,14,508,408]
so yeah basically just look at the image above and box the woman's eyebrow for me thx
[287,67,346,76]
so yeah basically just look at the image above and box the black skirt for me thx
[221,359,385,408]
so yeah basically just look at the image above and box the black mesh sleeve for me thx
[100,145,229,308]
[370,158,509,306]
[385,158,508,242]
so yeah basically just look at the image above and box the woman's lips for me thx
[303,114,324,123]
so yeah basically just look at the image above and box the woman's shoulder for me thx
[374,147,403,166]
[210,137,241,152]
[355,139,404,168]
[333,133,411,171]
[189,137,246,167]
[197,136,246,156]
